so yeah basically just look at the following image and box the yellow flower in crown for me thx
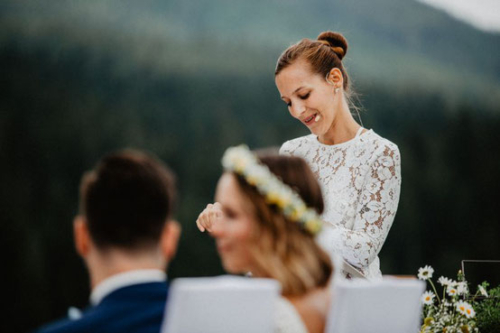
[266,190,281,205]
[275,190,293,209]
[289,204,307,221]
[305,218,322,235]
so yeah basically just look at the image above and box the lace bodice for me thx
[274,297,308,333]
[280,129,401,280]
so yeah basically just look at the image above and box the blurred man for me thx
[36,150,180,333]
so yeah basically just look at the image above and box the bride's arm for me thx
[320,144,401,272]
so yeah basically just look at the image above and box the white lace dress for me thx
[280,129,401,280]
[274,297,308,333]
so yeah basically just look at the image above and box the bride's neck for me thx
[318,104,361,145]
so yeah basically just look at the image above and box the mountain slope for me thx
[2,0,499,104]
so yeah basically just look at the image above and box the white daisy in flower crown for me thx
[421,291,435,305]
[222,145,323,236]
[418,265,434,280]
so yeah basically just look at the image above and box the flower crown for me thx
[222,145,323,236]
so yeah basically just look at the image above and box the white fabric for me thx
[274,297,308,333]
[325,278,425,333]
[90,269,167,305]
[162,276,280,333]
[280,129,401,280]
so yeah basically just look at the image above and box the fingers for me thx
[196,203,218,233]
[213,202,222,220]
[205,204,214,232]
[196,216,205,232]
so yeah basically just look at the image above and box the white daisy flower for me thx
[437,276,453,286]
[478,285,488,297]
[456,301,475,318]
[421,291,435,305]
[464,305,476,319]
[457,282,468,295]
[418,265,434,280]
[456,300,467,315]
[447,285,458,296]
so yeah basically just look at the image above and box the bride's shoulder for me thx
[279,135,316,156]
[363,130,399,155]
[274,297,308,333]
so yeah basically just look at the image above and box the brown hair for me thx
[231,154,333,297]
[80,149,176,251]
[275,31,350,92]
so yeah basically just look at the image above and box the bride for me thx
[275,31,402,279]
[198,146,333,333]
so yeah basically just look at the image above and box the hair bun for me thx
[317,31,348,60]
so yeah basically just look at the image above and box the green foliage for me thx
[475,283,500,333]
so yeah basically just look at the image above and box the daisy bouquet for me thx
[418,266,482,333]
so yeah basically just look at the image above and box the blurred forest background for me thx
[1,0,500,331]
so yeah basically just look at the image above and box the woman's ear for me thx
[326,67,343,86]
[160,220,181,262]
[74,215,91,258]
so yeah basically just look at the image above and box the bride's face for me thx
[275,59,341,138]
[212,173,257,274]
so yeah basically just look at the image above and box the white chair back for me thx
[161,275,281,333]
[325,277,425,333]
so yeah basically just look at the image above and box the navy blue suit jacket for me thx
[35,281,169,333]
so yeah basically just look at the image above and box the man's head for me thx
[74,149,180,274]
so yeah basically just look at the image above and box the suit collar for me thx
[90,269,167,306]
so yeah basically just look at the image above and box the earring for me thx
[334,87,340,94]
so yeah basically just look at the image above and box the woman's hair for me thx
[275,31,350,93]
[231,153,333,296]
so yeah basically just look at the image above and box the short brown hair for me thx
[231,153,333,296]
[275,31,350,93]
[80,149,176,251]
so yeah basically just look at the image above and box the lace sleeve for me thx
[320,144,401,271]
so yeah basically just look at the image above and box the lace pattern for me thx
[280,130,401,280]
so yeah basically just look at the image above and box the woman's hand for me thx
[196,202,223,232]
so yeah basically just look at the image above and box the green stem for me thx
[471,289,480,302]
[428,279,441,304]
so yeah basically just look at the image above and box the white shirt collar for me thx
[90,269,167,306]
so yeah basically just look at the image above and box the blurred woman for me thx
[275,31,401,279]
[204,146,333,333]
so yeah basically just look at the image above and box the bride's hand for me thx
[196,202,223,232]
